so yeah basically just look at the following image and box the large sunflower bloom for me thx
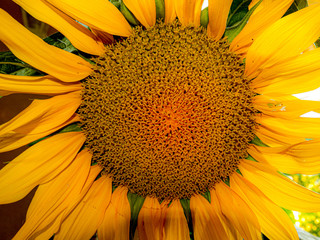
[1,0,320,239]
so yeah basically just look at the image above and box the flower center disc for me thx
[79,21,257,200]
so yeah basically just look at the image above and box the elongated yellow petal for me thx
[0,132,85,204]
[249,141,320,174]
[13,150,91,240]
[230,173,299,240]
[253,94,320,119]
[239,159,320,212]
[253,47,320,94]
[231,0,293,56]
[45,0,132,37]
[24,164,102,240]
[255,124,305,147]
[13,0,105,55]
[257,116,320,140]
[207,0,232,40]
[174,0,204,26]
[0,9,91,82]
[123,0,156,28]
[245,4,320,79]
[55,176,112,240]
[163,200,189,240]
[214,182,261,240]
[165,0,176,23]
[190,194,229,239]
[0,92,81,152]
[0,74,81,96]
[97,186,131,240]
[137,197,167,240]
[210,189,243,240]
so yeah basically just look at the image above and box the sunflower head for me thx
[1,0,320,240]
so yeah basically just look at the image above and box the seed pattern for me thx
[78,21,257,200]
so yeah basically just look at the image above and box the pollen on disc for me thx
[78,21,257,201]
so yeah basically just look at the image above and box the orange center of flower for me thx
[78,21,257,200]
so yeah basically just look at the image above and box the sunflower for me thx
[1,0,320,239]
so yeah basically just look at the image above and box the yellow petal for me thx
[164,0,177,23]
[253,47,320,94]
[257,116,320,140]
[230,173,299,240]
[249,141,320,174]
[137,197,167,240]
[245,4,320,79]
[0,132,85,204]
[45,0,132,37]
[97,186,131,240]
[123,0,156,28]
[0,92,81,153]
[239,159,320,212]
[174,0,204,26]
[24,164,102,240]
[0,74,81,96]
[164,200,189,240]
[213,182,262,240]
[207,0,232,40]
[210,190,243,240]
[255,123,305,147]
[231,0,293,57]
[253,94,320,119]
[55,176,112,240]
[0,9,92,82]
[190,194,229,239]
[13,0,105,55]
[13,150,91,240]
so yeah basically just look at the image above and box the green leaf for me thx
[250,135,269,147]
[120,1,140,26]
[200,7,209,28]
[155,0,165,20]
[284,0,308,16]
[59,123,82,133]
[225,0,262,42]
[227,0,251,27]
[127,192,145,239]
[110,0,120,9]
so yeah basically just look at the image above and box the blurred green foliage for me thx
[291,174,320,237]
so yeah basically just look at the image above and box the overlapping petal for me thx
[253,47,320,94]
[55,175,112,240]
[0,74,81,96]
[0,92,81,152]
[245,4,320,79]
[12,150,91,240]
[249,141,320,174]
[0,132,85,204]
[253,94,320,119]
[190,194,229,239]
[239,160,320,212]
[97,186,131,240]
[230,173,299,240]
[231,0,293,56]
[13,0,105,55]
[213,182,262,240]
[44,0,132,36]
[137,197,167,240]
[0,9,92,82]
